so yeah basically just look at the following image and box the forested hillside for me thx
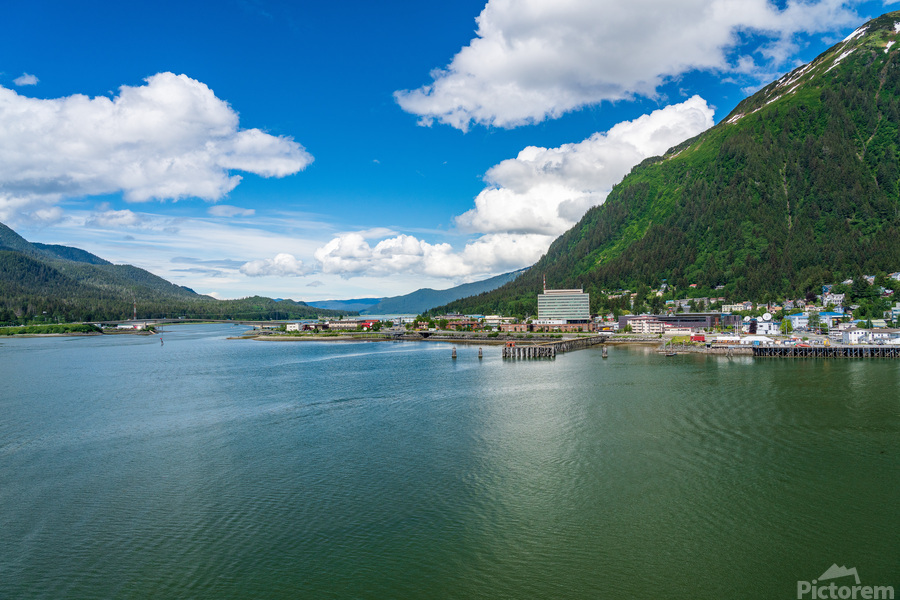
[0,225,347,324]
[436,12,900,317]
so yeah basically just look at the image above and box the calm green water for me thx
[1,325,897,599]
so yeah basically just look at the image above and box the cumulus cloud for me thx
[314,96,713,279]
[313,231,554,279]
[395,0,861,130]
[13,73,38,86]
[240,253,309,277]
[0,72,312,222]
[457,96,714,234]
[208,204,256,217]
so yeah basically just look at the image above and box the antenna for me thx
[543,273,546,292]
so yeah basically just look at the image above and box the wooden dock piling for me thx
[501,336,606,359]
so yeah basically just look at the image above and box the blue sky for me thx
[2,0,897,300]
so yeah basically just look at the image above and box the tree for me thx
[808,312,821,333]
[851,278,874,302]
[780,319,794,334]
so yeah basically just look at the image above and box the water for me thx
[1,325,897,599]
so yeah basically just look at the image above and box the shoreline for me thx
[238,332,662,346]
[0,330,154,338]
[0,332,104,338]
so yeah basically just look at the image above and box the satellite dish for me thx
[743,316,751,322]
[763,312,772,321]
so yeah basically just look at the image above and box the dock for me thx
[753,345,900,358]
[501,335,607,359]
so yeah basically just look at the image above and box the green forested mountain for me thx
[436,12,900,317]
[0,223,347,324]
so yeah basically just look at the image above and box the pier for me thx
[753,345,900,358]
[502,335,607,359]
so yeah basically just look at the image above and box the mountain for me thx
[306,298,384,312]
[0,221,348,324]
[306,269,527,315]
[434,12,900,317]
[363,269,526,314]
[32,243,112,265]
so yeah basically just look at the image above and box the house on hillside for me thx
[822,292,845,307]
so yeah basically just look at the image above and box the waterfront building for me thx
[537,288,590,322]
[447,319,480,331]
[869,328,900,342]
[842,328,870,345]
[326,320,364,330]
[530,319,594,333]
[618,312,741,331]
[666,327,693,336]
[625,315,667,335]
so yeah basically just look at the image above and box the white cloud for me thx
[0,72,312,222]
[13,73,38,86]
[208,204,256,217]
[395,0,861,130]
[314,96,713,280]
[240,253,309,277]
[313,230,555,280]
[86,208,145,228]
[458,95,714,234]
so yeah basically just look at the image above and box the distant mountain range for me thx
[435,11,900,317]
[0,221,345,323]
[307,269,527,315]
[306,298,385,313]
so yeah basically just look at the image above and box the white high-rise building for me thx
[537,288,590,322]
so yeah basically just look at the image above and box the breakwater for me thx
[501,335,607,359]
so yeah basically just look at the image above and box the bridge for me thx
[501,335,607,359]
